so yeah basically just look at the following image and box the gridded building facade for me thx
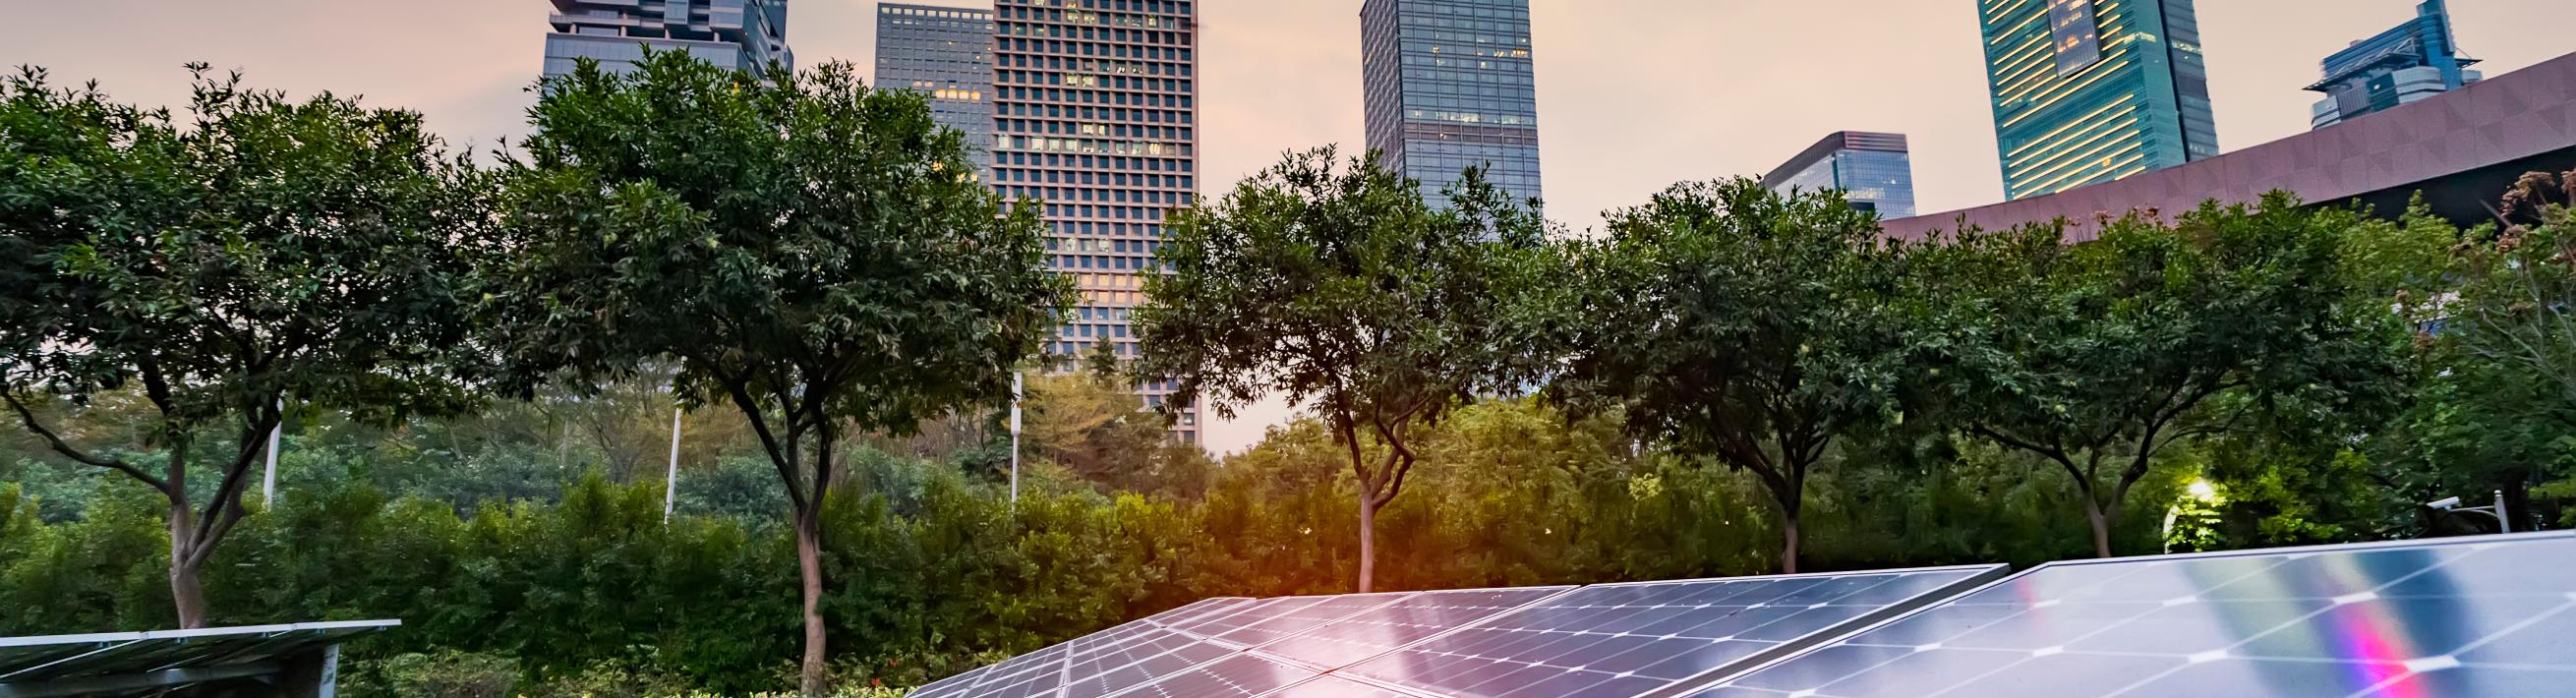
[1980,0,2216,201]
[1761,132,1917,218]
[2308,0,2482,130]
[543,0,791,80]
[876,4,999,173]
[1360,0,1542,204]
[988,0,1201,442]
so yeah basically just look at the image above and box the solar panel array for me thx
[911,565,2008,698]
[1679,532,2576,698]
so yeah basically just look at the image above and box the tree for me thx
[2381,171,2576,530]
[480,52,1067,693]
[1022,353,1192,495]
[1137,147,1546,592]
[0,65,484,627]
[1921,195,2412,556]
[1549,179,1903,573]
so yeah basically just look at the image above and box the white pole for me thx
[261,397,282,506]
[665,408,684,523]
[2495,490,2511,534]
[1010,373,1024,514]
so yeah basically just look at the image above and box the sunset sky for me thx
[16,0,2575,453]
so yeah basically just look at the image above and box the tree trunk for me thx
[1356,490,1377,594]
[794,508,827,695]
[1780,511,1801,575]
[167,536,208,629]
[2084,497,2115,558]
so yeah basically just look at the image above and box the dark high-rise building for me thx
[1979,0,2216,201]
[2308,0,2482,130]
[875,4,998,172]
[1360,0,1542,204]
[542,0,791,80]
[988,0,1201,442]
[1761,132,1917,218]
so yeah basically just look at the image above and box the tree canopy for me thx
[0,64,485,627]
[1137,146,1549,592]
[1550,179,1905,572]
[480,51,1069,692]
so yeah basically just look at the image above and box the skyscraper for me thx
[1979,0,2216,201]
[875,4,998,173]
[1360,0,1542,205]
[1761,132,1917,218]
[542,0,791,80]
[2307,0,2482,130]
[988,0,1201,443]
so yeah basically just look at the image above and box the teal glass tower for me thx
[1979,0,2217,201]
[1361,0,1542,205]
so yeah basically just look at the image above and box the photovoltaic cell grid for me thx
[1251,587,1578,670]
[1340,566,2008,698]
[1190,593,1416,648]
[1682,532,2576,698]
[910,565,2005,698]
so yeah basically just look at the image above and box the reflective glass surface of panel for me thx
[1342,567,2004,698]
[1685,535,2576,698]
[1254,587,1573,669]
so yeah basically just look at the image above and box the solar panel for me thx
[1679,532,2576,698]
[0,619,396,697]
[1337,565,2008,698]
[1252,587,1577,669]
[1103,653,1320,698]
[1266,674,1420,698]
[1143,597,1258,629]
[909,666,996,698]
[1191,593,1414,647]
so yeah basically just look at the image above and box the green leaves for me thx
[1137,147,1546,428]
[485,49,1068,437]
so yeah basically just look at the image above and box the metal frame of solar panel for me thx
[1675,531,2576,698]
[911,564,2005,698]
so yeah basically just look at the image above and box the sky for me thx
[13,0,2575,454]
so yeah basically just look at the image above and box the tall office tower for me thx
[1360,0,1542,205]
[1979,0,2216,201]
[1760,132,1918,218]
[989,0,1201,443]
[2308,0,2481,130]
[543,0,792,80]
[876,4,998,173]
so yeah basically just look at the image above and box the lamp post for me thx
[2427,491,2511,534]
[664,408,682,523]
[1009,373,1024,515]
[261,398,282,506]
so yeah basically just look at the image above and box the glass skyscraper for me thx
[1360,0,1542,204]
[2307,0,2481,130]
[988,0,1201,442]
[875,4,998,173]
[1979,0,2216,201]
[542,0,791,80]
[1761,132,1917,219]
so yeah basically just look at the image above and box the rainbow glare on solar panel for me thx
[1680,532,2576,698]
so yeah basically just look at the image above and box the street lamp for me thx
[2427,491,2511,534]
